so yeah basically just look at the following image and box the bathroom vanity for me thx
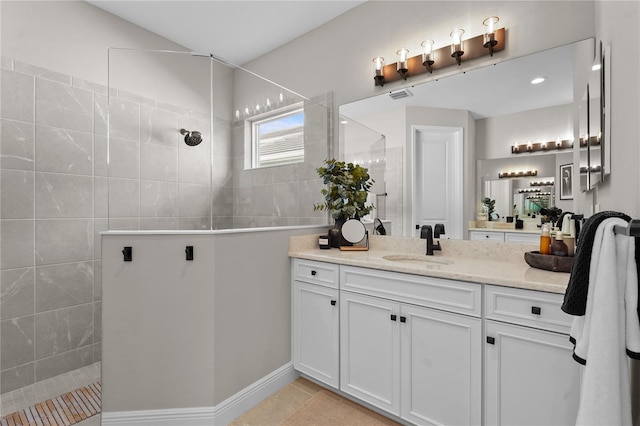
[290,235,580,426]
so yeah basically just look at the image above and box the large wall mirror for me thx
[339,38,598,237]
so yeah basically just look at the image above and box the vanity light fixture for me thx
[373,56,385,86]
[527,192,551,200]
[518,188,542,193]
[579,134,601,147]
[397,48,410,79]
[421,40,435,73]
[580,165,603,173]
[450,29,465,65]
[498,170,538,179]
[511,138,573,154]
[530,180,554,187]
[371,21,505,86]
[483,16,499,56]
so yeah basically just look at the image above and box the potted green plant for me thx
[314,159,374,246]
[482,197,496,221]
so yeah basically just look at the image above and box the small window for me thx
[250,104,304,168]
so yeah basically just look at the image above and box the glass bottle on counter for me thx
[550,231,569,256]
[539,224,551,255]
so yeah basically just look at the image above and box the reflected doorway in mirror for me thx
[560,163,573,200]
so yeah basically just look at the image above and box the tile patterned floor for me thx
[1,363,101,426]
[230,377,324,426]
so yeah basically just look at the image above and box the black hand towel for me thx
[562,211,632,316]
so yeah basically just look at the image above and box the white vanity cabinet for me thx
[469,230,504,241]
[468,230,539,244]
[483,285,581,425]
[339,266,482,425]
[292,259,340,389]
[503,232,539,244]
[291,257,578,426]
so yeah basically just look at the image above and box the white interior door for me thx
[413,126,463,239]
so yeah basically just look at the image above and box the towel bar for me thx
[613,219,640,237]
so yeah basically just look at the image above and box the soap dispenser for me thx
[539,224,551,255]
[550,231,569,257]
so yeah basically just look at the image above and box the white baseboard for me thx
[102,363,297,426]
[213,362,298,425]
[102,406,215,425]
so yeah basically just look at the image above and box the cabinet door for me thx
[485,320,581,425]
[340,292,400,415]
[401,304,481,426]
[293,281,339,388]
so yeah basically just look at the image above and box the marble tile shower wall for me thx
[1,58,102,395]
[0,57,231,394]
[231,95,330,228]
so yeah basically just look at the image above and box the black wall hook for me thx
[122,246,132,261]
[185,246,194,261]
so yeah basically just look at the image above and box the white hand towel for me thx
[562,214,572,235]
[572,217,639,426]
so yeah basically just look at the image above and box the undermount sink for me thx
[382,254,453,265]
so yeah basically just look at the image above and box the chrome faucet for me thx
[420,224,442,255]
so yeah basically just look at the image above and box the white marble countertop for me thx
[289,235,570,294]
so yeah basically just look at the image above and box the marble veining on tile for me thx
[0,268,35,320]
[35,79,92,133]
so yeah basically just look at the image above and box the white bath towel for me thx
[570,217,640,426]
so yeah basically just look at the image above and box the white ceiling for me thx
[88,0,365,65]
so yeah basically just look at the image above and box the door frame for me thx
[411,125,463,239]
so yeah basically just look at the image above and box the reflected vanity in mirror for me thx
[340,38,599,238]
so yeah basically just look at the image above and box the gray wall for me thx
[101,226,329,412]
[594,1,640,216]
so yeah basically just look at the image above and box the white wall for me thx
[1,1,185,86]
[594,1,640,217]
[244,1,595,110]
[476,104,574,160]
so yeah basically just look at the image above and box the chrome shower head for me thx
[180,128,203,146]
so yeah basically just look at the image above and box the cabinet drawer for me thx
[504,232,539,244]
[292,259,339,288]
[484,285,572,333]
[340,265,481,317]
[469,231,504,242]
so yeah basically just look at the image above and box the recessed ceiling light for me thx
[531,77,546,85]
[592,64,602,71]
[340,120,349,124]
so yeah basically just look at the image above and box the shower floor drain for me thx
[0,381,100,425]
